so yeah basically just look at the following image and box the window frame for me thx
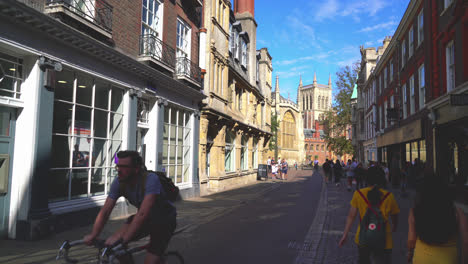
[446,40,455,92]
[418,64,425,108]
[418,10,424,46]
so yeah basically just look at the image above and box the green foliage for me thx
[269,113,279,151]
[324,61,360,156]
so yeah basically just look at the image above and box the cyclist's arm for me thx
[122,193,157,244]
[86,197,117,241]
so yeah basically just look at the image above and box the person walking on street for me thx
[345,159,355,191]
[294,161,298,170]
[323,159,331,184]
[354,162,366,190]
[407,174,468,264]
[339,169,400,264]
[281,158,288,181]
[333,159,343,186]
[267,156,272,175]
[271,160,279,179]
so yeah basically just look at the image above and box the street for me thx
[0,169,414,264]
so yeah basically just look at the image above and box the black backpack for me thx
[119,170,180,203]
[357,189,391,249]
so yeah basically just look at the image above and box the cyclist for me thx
[84,150,177,264]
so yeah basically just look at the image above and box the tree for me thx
[324,61,360,157]
[269,113,279,158]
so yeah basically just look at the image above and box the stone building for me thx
[268,76,304,165]
[0,0,204,239]
[198,0,272,194]
[298,74,333,163]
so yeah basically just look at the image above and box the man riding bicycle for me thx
[84,151,177,264]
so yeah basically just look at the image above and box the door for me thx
[0,106,16,237]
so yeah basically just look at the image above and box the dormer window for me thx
[239,32,249,68]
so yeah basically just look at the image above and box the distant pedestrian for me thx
[407,174,468,264]
[294,161,298,170]
[333,159,343,186]
[345,160,355,191]
[271,161,278,179]
[281,158,288,181]
[323,159,331,183]
[339,169,400,264]
[354,162,366,190]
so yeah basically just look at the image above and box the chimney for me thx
[235,0,255,17]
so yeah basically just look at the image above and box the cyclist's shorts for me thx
[126,214,177,256]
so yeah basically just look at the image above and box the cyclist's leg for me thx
[146,218,177,264]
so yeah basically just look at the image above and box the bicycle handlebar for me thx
[56,239,106,263]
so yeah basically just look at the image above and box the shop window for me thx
[162,106,192,184]
[406,143,411,163]
[419,140,426,162]
[411,141,418,163]
[49,69,124,202]
[0,52,22,99]
[225,131,235,172]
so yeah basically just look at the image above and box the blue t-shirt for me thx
[108,172,176,222]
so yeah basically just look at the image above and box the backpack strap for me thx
[379,191,391,206]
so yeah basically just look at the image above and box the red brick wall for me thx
[107,0,141,57]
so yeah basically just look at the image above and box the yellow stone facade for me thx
[198,1,272,195]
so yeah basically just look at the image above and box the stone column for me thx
[212,124,226,177]
[198,116,210,182]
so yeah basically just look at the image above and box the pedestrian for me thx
[294,161,298,170]
[381,162,390,186]
[281,158,288,181]
[333,159,343,186]
[339,168,400,264]
[271,161,278,179]
[267,156,272,175]
[354,162,366,190]
[345,159,355,191]
[323,159,331,183]
[407,174,468,264]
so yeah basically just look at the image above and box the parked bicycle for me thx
[56,232,184,264]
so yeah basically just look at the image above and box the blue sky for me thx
[254,0,409,102]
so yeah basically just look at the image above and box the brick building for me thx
[0,0,204,239]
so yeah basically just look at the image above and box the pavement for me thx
[0,168,415,264]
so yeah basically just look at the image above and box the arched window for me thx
[281,111,296,149]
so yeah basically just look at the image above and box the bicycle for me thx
[56,231,184,264]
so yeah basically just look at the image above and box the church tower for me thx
[297,75,303,112]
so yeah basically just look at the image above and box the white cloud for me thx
[358,21,398,33]
[336,56,360,67]
[275,52,332,66]
[313,0,389,22]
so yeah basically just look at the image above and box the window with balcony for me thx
[409,27,414,58]
[176,18,190,59]
[142,0,163,37]
[446,41,455,92]
[419,64,425,108]
[418,10,423,46]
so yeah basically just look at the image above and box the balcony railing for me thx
[139,34,176,69]
[46,0,113,32]
[176,57,201,84]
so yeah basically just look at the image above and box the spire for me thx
[328,73,332,86]
[313,72,317,86]
[275,75,279,93]
[299,75,303,87]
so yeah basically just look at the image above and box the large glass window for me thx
[176,18,190,58]
[282,112,295,149]
[0,52,22,99]
[162,106,192,185]
[419,140,426,162]
[49,69,124,202]
[225,131,235,172]
[418,10,423,46]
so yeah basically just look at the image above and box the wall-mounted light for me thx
[157,97,168,107]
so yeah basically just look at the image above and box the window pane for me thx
[178,110,184,126]
[164,107,169,123]
[95,81,109,110]
[93,139,107,167]
[91,167,105,196]
[55,70,74,102]
[73,136,91,168]
[170,124,176,145]
[177,127,183,144]
[171,108,177,124]
[176,165,182,183]
[107,167,118,194]
[52,135,71,168]
[0,76,15,97]
[111,87,123,113]
[183,164,190,183]
[49,169,70,202]
[94,109,108,138]
[108,140,122,165]
[162,144,168,165]
[168,165,175,182]
[163,123,169,144]
[71,168,88,199]
[0,107,10,136]
[177,146,183,164]
[110,113,123,140]
[53,101,73,134]
[169,145,176,164]
[74,106,92,137]
[76,74,93,106]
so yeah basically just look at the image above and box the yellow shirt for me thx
[350,187,400,249]
[413,238,457,264]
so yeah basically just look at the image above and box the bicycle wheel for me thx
[164,251,184,264]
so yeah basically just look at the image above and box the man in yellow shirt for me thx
[339,164,400,264]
